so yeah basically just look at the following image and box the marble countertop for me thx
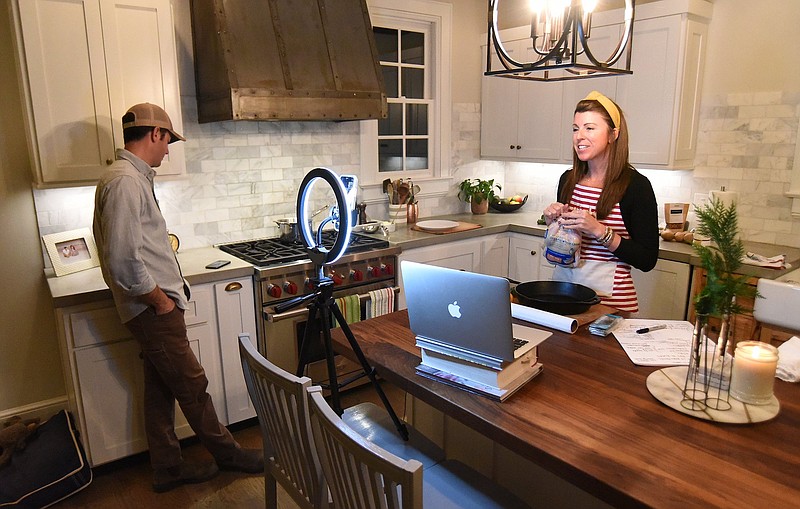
[47,212,800,307]
[380,210,800,279]
[46,246,254,308]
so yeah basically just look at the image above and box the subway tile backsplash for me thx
[34,91,800,264]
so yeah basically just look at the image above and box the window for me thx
[361,0,452,193]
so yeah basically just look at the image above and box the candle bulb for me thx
[730,341,779,405]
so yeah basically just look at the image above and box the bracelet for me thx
[598,226,614,247]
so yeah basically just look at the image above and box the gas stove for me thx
[217,231,391,268]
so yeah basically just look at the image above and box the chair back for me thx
[307,386,423,509]
[239,334,327,509]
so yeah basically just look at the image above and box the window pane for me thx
[381,66,398,97]
[379,139,403,172]
[379,103,403,136]
[406,139,428,170]
[406,104,428,135]
[374,27,398,62]
[402,68,424,99]
[401,31,424,64]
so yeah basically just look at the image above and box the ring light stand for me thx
[274,167,408,440]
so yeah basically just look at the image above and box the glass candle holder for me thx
[729,341,779,405]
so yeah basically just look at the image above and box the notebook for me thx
[401,260,549,366]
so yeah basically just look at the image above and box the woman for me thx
[543,91,658,313]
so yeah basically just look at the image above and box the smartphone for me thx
[205,260,231,270]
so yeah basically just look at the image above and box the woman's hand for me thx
[559,208,605,239]
[543,202,569,225]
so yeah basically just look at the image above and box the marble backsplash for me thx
[33,92,800,269]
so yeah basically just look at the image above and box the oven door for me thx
[261,283,398,388]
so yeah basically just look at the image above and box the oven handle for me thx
[264,286,400,323]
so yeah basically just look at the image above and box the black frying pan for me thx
[511,280,601,315]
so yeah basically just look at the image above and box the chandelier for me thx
[486,0,635,81]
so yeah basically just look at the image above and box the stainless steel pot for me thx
[274,205,330,243]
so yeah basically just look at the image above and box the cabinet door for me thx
[616,16,681,166]
[631,258,691,320]
[15,0,116,184]
[508,234,542,282]
[213,278,258,424]
[481,235,509,278]
[398,239,482,309]
[480,42,522,159]
[101,0,184,175]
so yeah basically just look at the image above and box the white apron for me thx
[552,259,615,297]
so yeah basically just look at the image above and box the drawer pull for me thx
[225,282,243,292]
[530,250,536,256]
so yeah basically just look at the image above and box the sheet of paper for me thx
[612,319,695,366]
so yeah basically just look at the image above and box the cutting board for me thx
[411,222,482,235]
[570,304,621,326]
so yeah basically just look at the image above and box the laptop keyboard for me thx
[513,338,529,351]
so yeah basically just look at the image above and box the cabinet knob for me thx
[516,145,521,150]
[530,250,536,256]
[225,282,243,292]
[510,144,515,150]
[106,158,114,165]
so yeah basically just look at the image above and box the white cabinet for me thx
[508,233,554,282]
[11,0,184,186]
[213,277,258,424]
[398,234,508,308]
[480,41,563,161]
[56,275,257,466]
[480,1,711,169]
[631,258,692,320]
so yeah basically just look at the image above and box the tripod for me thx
[274,262,409,441]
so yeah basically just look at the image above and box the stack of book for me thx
[415,332,547,402]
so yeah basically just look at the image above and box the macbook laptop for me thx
[401,260,549,365]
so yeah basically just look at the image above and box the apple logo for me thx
[447,301,461,319]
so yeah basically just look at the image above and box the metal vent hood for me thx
[190,0,387,122]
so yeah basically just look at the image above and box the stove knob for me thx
[350,269,364,281]
[368,265,380,278]
[267,284,282,298]
[305,278,314,290]
[384,263,394,275]
[330,272,344,285]
[283,281,298,295]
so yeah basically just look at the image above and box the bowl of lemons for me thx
[490,194,528,213]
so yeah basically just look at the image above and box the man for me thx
[93,103,263,493]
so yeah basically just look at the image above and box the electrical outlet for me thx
[693,193,709,208]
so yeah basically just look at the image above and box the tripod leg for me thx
[295,302,320,378]
[319,302,343,415]
[330,304,409,441]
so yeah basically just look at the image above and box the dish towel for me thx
[333,294,361,328]
[776,336,800,382]
[742,252,789,269]
[366,288,395,319]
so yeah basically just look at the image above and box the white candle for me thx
[730,341,779,405]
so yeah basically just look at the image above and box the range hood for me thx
[190,0,387,122]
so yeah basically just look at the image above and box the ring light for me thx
[296,167,352,265]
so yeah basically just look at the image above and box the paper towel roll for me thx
[709,190,738,208]
[511,302,578,334]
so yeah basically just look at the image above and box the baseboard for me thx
[0,397,69,423]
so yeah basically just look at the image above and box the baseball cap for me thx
[122,103,185,144]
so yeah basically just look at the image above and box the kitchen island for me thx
[331,310,799,508]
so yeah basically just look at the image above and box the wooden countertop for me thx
[332,311,800,508]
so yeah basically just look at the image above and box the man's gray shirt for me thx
[93,149,189,323]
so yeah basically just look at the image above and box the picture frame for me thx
[43,228,100,277]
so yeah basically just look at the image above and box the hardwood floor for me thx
[57,382,407,509]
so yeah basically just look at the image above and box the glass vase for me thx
[681,313,732,411]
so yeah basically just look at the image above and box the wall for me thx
[0,0,64,414]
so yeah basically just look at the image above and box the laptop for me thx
[401,260,549,365]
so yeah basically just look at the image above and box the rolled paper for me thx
[709,190,738,208]
[511,303,579,334]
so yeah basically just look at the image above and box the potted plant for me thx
[458,178,500,214]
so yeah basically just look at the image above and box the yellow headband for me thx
[583,91,620,129]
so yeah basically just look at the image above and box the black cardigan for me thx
[557,169,659,272]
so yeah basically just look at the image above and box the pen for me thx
[636,324,667,334]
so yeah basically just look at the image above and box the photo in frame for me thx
[43,228,100,276]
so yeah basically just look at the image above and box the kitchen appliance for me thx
[218,230,399,388]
